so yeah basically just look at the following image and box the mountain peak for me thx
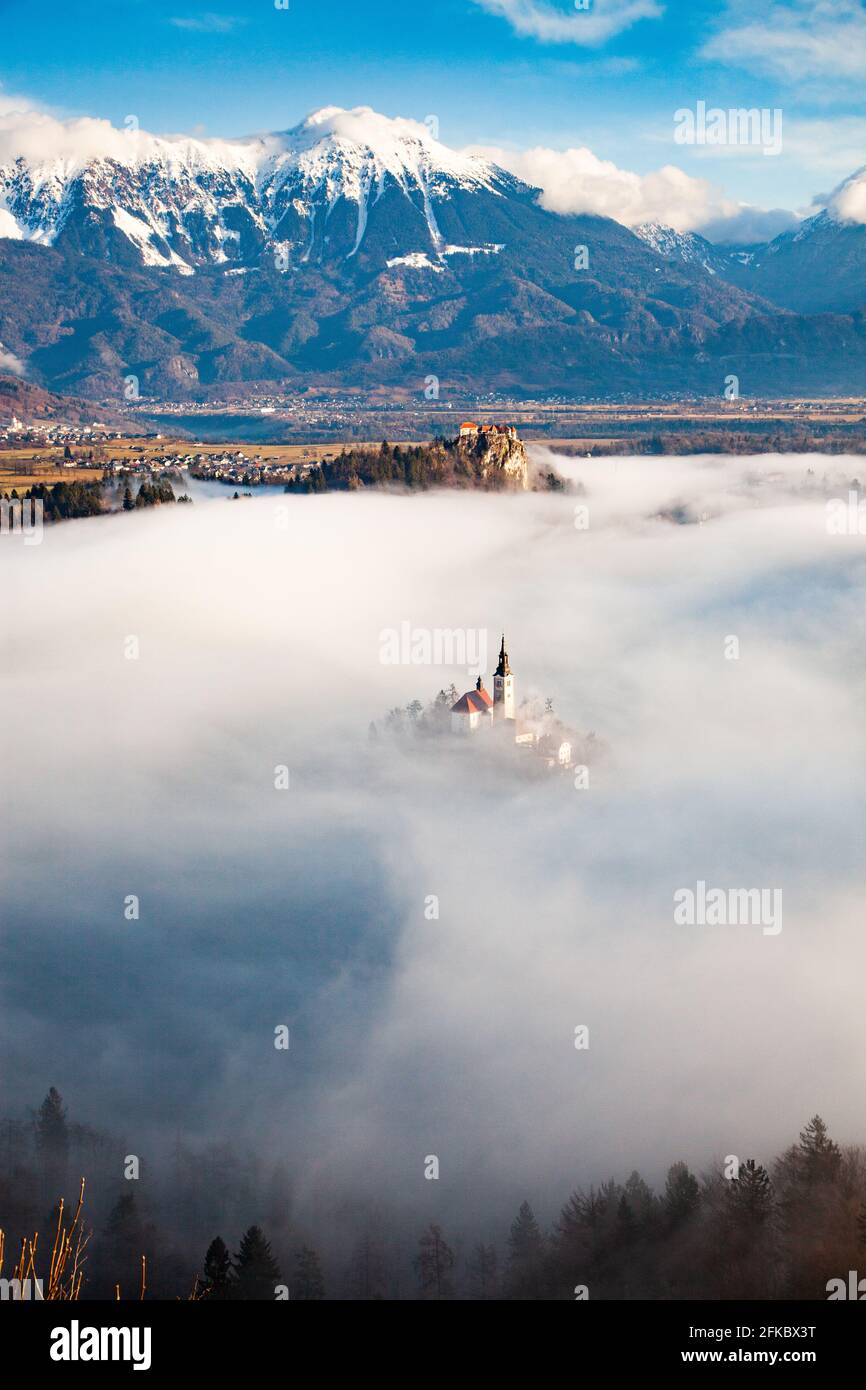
[293,105,442,147]
[295,105,426,138]
[273,104,502,196]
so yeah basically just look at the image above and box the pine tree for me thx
[466,1242,498,1299]
[711,1158,778,1299]
[36,1087,69,1168]
[122,482,134,511]
[506,1200,545,1297]
[293,1245,325,1300]
[35,1087,69,1202]
[727,1160,773,1226]
[414,1224,455,1300]
[663,1162,700,1227]
[558,1187,608,1239]
[233,1225,282,1301]
[623,1170,655,1226]
[201,1236,233,1301]
[98,1193,149,1299]
[347,1232,386,1300]
[615,1194,639,1244]
[508,1200,544,1264]
[796,1115,841,1184]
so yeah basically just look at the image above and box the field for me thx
[0,459,105,491]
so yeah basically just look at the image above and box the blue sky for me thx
[2,0,866,222]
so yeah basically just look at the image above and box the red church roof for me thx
[451,685,493,715]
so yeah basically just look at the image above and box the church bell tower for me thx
[493,633,515,721]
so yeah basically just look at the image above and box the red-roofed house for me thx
[450,676,494,733]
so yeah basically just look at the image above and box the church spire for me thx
[495,632,512,678]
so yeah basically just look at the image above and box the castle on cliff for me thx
[458,421,518,441]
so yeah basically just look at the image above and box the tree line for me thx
[3,1089,865,1300]
[285,437,522,493]
[0,477,186,522]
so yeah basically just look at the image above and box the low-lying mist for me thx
[3,450,866,1255]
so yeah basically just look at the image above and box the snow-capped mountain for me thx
[720,205,866,313]
[635,221,771,283]
[0,107,522,271]
[6,104,866,401]
[637,193,866,315]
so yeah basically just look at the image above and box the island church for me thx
[450,635,515,733]
[449,635,575,770]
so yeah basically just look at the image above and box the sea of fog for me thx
[3,450,866,1237]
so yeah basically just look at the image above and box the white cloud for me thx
[0,104,256,175]
[702,0,866,82]
[470,0,663,46]
[824,163,866,224]
[0,88,35,119]
[0,344,25,376]
[169,13,243,33]
[780,116,866,179]
[469,140,795,239]
[6,462,866,1217]
[698,205,800,244]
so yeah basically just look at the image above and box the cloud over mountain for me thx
[469,140,794,238]
[826,163,866,225]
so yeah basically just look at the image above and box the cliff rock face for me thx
[458,432,529,490]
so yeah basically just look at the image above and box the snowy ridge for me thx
[634,222,719,273]
[0,106,514,269]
